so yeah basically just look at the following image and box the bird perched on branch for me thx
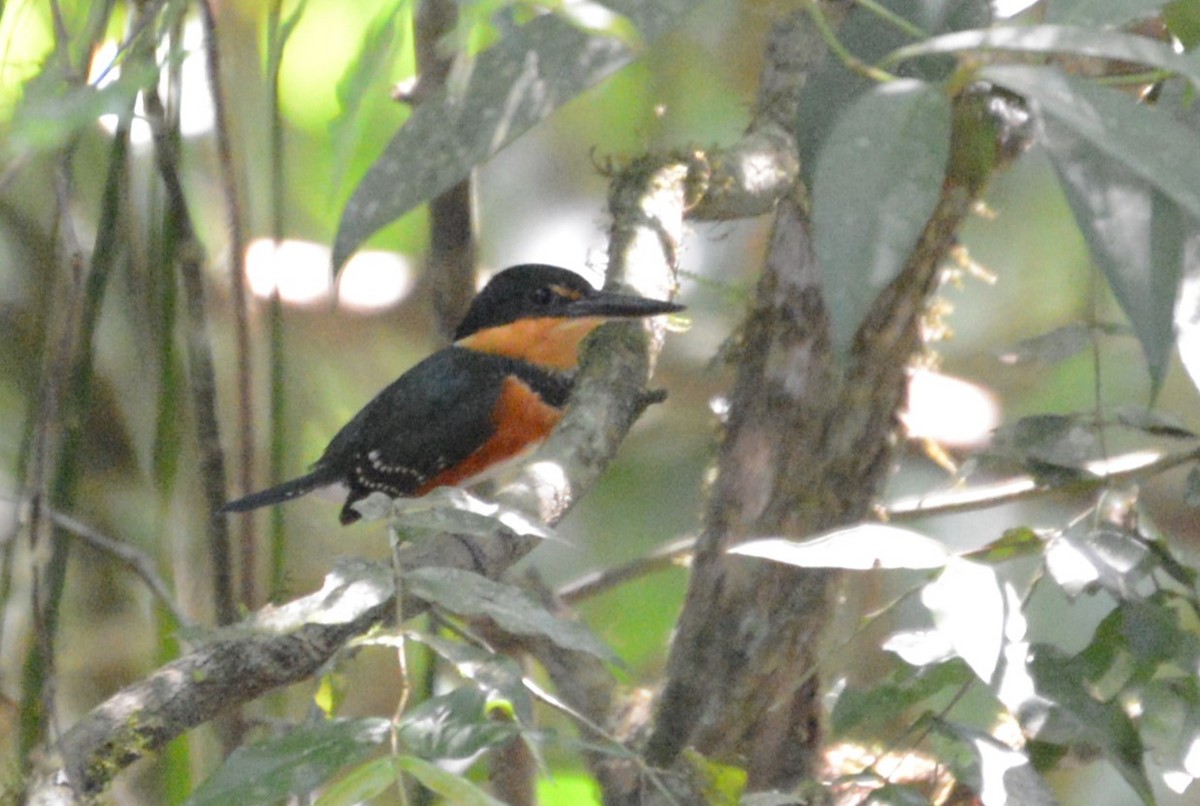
[221,264,682,525]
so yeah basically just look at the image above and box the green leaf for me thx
[184,718,390,806]
[981,65,1200,224]
[396,686,517,760]
[991,414,1099,471]
[1187,465,1200,508]
[965,527,1046,564]
[730,525,952,570]
[887,25,1200,90]
[404,567,617,662]
[329,0,409,194]
[921,558,1005,683]
[1041,120,1188,393]
[929,720,1058,806]
[332,0,702,268]
[395,754,509,805]
[831,659,973,737]
[410,632,534,723]
[996,323,1096,366]
[1115,406,1197,439]
[1046,0,1170,27]
[313,756,396,806]
[811,79,952,354]
[1023,645,1154,804]
[1166,0,1200,49]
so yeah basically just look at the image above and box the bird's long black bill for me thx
[564,290,683,319]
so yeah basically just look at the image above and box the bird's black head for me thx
[452,264,682,341]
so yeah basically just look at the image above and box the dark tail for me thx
[219,469,335,514]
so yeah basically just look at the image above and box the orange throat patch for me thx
[456,316,605,371]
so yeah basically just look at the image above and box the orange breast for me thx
[417,375,564,494]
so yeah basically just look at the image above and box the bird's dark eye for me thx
[531,286,555,306]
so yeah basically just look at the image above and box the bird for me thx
[220,264,683,525]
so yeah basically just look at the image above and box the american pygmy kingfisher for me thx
[220,264,683,525]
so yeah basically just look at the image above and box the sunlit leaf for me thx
[921,558,1005,683]
[395,754,508,805]
[882,629,956,667]
[333,0,701,268]
[410,632,534,723]
[1174,240,1200,397]
[730,525,952,570]
[930,720,1058,806]
[404,567,617,662]
[184,719,390,806]
[313,756,396,806]
[812,79,952,354]
[887,25,1200,90]
[1023,646,1154,804]
[1046,526,1152,599]
[396,686,517,760]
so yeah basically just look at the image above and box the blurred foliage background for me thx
[2,0,1200,803]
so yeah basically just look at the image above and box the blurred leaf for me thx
[184,718,390,806]
[831,659,973,737]
[1116,406,1197,438]
[1187,465,1200,508]
[992,414,1099,471]
[887,25,1200,89]
[1045,527,1152,599]
[330,0,408,194]
[921,558,1005,683]
[1043,124,1187,393]
[731,525,952,570]
[1046,0,1171,26]
[1165,0,1200,49]
[1023,646,1154,804]
[864,784,931,805]
[313,756,395,806]
[981,65,1200,388]
[396,686,517,760]
[930,720,1059,806]
[395,754,508,805]
[333,0,701,268]
[682,749,746,806]
[811,79,952,355]
[982,64,1200,221]
[795,0,990,187]
[965,527,1046,564]
[404,567,617,662]
[411,632,534,723]
[11,61,160,153]
[996,323,1094,366]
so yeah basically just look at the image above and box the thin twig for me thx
[38,505,193,628]
[557,536,694,605]
[197,0,256,610]
[888,446,1200,520]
